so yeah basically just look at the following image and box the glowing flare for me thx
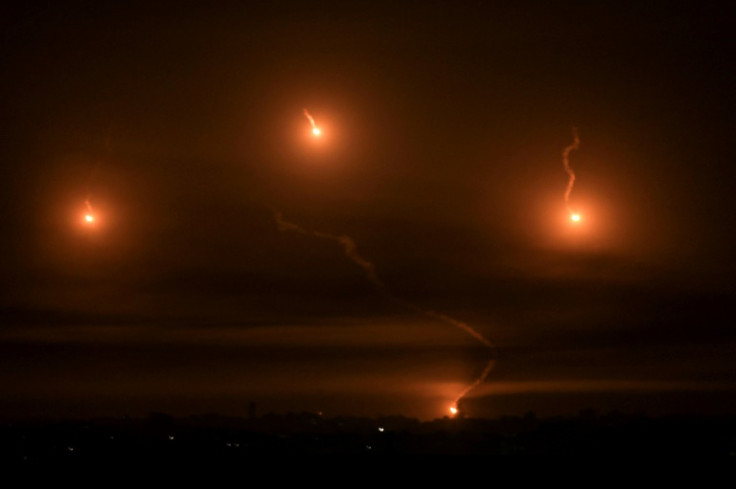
[85,214,95,223]
[449,406,458,416]
[571,213,581,222]
[303,109,321,137]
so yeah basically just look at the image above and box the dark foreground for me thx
[3,411,736,462]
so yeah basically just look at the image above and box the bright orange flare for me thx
[85,214,95,223]
[571,213,581,222]
[312,127,321,137]
[449,406,458,416]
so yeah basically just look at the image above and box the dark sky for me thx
[1,1,734,420]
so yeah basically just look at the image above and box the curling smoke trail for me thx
[271,208,495,413]
[453,358,496,406]
[303,109,321,136]
[562,127,581,216]
[273,209,384,291]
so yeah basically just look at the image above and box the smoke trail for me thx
[422,310,493,349]
[82,132,111,223]
[83,164,99,215]
[271,208,495,410]
[303,109,321,136]
[82,197,95,223]
[453,358,496,405]
[303,109,317,129]
[273,209,384,291]
[562,127,581,214]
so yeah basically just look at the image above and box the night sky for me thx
[1,1,734,420]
